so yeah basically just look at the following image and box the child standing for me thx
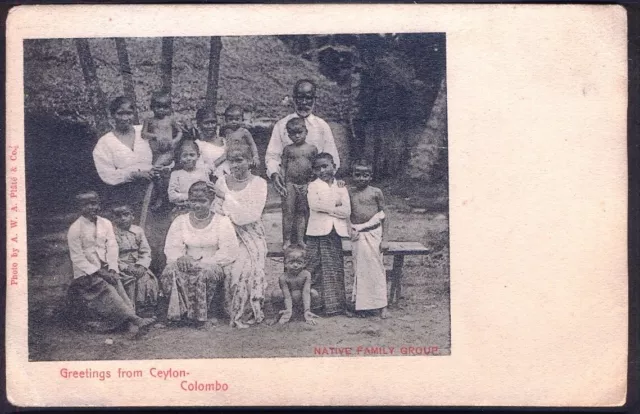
[348,159,390,318]
[279,117,318,249]
[276,245,320,325]
[111,204,160,317]
[221,104,260,168]
[193,106,229,179]
[305,153,351,316]
[141,90,184,210]
[168,140,213,217]
[142,90,184,167]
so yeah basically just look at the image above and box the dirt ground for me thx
[27,185,450,361]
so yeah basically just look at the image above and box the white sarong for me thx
[351,211,388,310]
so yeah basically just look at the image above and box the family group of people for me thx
[67,79,391,336]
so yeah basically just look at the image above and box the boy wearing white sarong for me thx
[348,160,390,319]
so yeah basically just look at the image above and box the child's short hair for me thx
[109,96,133,116]
[284,244,306,260]
[286,117,307,131]
[351,159,373,172]
[111,204,133,215]
[224,104,243,117]
[188,181,214,200]
[75,190,99,204]
[150,89,171,107]
[195,106,217,124]
[226,144,252,161]
[313,152,335,165]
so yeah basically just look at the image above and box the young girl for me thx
[214,145,268,328]
[194,106,229,179]
[168,140,213,217]
[221,104,260,168]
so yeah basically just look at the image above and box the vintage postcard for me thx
[5,4,628,407]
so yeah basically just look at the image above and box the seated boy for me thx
[279,117,318,249]
[66,191,155,334]
[349,159,390,318]
[274,245,320,325]
[111,204,160,317]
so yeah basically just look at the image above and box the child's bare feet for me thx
[231,320,249,329]
[132,316,156,328]
[127,322,140,334]
[195,320,215,330]
[380,307,391,319]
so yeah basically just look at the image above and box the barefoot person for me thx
[213,146,268,328]
[281,117,318,249]
[274,245,320,325]
[265,79,341,242]
[111,204,160,318]
[306,153,351,316]
[66,192,155,334]
[161,181,238,329]
[349,160,390,319]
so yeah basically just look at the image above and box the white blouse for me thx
[163,213,238,267]
[195,139,229,177]
[168,168,213,203]
[92,125,153,186]
[216,175,268,226]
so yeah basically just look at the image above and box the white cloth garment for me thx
[168,168,213,203]
[216,175,268,226]
[195,139,229,178]
[306,178,351,237]
[351,210,387,310]
[67,216,120,279]
[92,125,153,186]
[163,213,238,267]
[265,113,340,177]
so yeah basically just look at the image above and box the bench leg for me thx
[389,255,405,306]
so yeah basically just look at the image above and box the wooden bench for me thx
[267,241,430,305]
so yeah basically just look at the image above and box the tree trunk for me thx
[205,37,223,110]
[160,37,174,94]
[114,38,139,124]
[74,38,111,135]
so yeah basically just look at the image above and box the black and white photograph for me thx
[24,33,450,361]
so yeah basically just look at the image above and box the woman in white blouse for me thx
[161,181,238,329]
[214,146,268,328]
[92,96,160,210]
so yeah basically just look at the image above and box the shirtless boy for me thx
[280,117,318,249]
[349,159,390,318]
[142,90,183,167]
[141,90,184,210]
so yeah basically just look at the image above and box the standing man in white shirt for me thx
[266,79,341,197]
